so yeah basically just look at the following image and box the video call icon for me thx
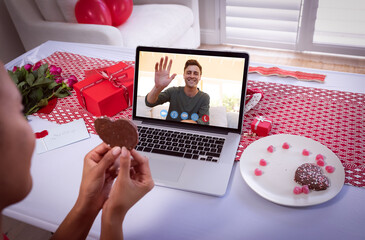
[170,111,178,119]
[160,109,168,118]
[202,114,209,123]
[191,113,199,121]
[160,110,203,122]
[181,112,188,120]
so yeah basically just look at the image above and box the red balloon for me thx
[75,0,112,25]
[104,0,133,27]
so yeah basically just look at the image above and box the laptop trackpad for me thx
[149,157,185,182]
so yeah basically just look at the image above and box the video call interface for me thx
[135,51,246,130]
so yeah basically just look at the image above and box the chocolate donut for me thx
[294,163,330,191]
[94,117,139,150]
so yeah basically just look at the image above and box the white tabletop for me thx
[4,41,365,240]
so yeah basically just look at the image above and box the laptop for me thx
[133,46,249,196]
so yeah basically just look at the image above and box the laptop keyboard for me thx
[135,126,225,162]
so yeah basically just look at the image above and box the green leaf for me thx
[42,88,53,98]
[26,72,35,86]
[32,76,53,87]
[54,85,63,94]
[48,81,59,90]
[54,91,70,98]
[54,87,70,98]
[33,75,45,84]
[24,99,36,112]
[32,70,38,79]
[15,69,26,82]
[21,88,32,97]
[37,63,48,77]
[17,81,27,90]
[29,88,43,102]
[8,70,18,84]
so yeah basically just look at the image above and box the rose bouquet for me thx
[8,62,78,116]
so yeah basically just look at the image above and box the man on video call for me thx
[145,56,210,125]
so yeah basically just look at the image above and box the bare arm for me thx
[146,56,176,104]
[51,146,153,240]
[51,144,121,240]
[50,202,99,240]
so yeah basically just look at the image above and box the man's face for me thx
[183,65,201,88]
[0,63,35,208]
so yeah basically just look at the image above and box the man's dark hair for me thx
[184,59,202,75]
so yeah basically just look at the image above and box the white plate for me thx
[240,134,345,207]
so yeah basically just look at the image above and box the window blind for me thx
[224,0,302,48]
[313,0,365,48]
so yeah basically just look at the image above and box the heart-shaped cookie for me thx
[94,117,138,150]
[294,163,330,191]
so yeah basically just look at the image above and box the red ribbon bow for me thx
[80,65,132,108]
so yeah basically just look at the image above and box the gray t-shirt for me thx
[145,86,210,124]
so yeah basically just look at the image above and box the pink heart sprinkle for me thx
[282,142,290,149]
[325,165,335,173]
[259,159,267,166]
[293,186,302,195]
[302,149,310,156]
[254,168,262,176]
[316,154,324,161]
[302,185,310,194]
[267,145,274,153]
[317,159,325,167]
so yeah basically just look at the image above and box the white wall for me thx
[198,0,221,45]
[0,0,25,63]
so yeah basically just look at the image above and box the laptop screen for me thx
[133,46,249,134]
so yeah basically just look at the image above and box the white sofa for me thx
[136,96,239,129]
[4,0,200,51]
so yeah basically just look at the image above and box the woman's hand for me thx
[101,147,154,240]
[103,147,154,216]
[77,143,121,214]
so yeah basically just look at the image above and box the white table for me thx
[4,41,365,240]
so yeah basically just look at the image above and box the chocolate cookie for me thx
[294,163,330,191]
[94,117,138,150]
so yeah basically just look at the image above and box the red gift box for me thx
[74,62,134,117]
[251,116,273,136]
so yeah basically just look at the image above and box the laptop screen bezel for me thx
[132,46,250,134]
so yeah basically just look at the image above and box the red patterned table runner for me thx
[33,52,364,188]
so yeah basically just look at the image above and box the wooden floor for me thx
[2,215,52,240]
[1,44,364,240]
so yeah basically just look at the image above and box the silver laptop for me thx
[133,46,249,196]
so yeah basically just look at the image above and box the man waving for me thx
[145,56,210,125]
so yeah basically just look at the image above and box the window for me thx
[221,0,365,56]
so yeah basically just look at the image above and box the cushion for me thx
[56,0,77,23]
[35,0,65,22]
[210,106,228,127]
[118,4,194,48]
[171,27,197,48]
